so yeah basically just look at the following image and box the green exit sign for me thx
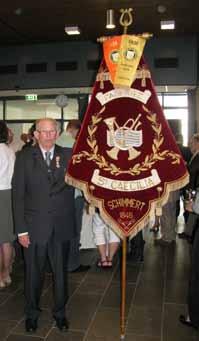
[25,94,38,101]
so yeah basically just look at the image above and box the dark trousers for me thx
[128,231,145,262]
[24,233,70,320]
[188,225,199,326]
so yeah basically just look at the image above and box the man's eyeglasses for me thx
[37,130,57,135]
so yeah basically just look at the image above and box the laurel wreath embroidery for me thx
[72,105,181,176]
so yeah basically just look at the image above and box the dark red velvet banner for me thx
[66,57,189,238]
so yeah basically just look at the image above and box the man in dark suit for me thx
[179,133,199,240]
[12,118,75,333]
[175,133,192,222]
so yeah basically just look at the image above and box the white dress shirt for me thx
[0,143,15,190]
[39,145,55,160]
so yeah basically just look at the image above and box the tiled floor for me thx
[0,223,198,341]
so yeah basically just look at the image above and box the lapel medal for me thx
[55,156,60,168]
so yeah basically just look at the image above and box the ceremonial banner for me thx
[66,38,189,239]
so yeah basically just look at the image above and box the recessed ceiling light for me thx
[157,4,167,14]
[106,9,115,29]
[160,20,175,30]
[14,8,23,15]
[64,26,81,35]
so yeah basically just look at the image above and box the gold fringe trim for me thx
[66,171,189,240]
[96,66,151,89]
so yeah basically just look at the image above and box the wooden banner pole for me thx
[120,236,127,340]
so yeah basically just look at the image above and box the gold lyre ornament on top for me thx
[119,8,133,34]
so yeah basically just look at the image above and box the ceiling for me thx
[0,0,198,46]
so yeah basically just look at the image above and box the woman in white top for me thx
[0,121,15,288]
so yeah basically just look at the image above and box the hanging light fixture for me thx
[106,9,115,29]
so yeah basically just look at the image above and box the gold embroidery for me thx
[72,105,181,176]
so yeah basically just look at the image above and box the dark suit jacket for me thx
[188,153,199,190]
[12,144,76,243]
[177,144,192,164]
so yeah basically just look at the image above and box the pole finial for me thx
[119,8,133,34]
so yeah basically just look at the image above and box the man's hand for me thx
[185,200,193,212]
[18,234,30,248]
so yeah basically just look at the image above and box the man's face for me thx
[34,120,59,150]
[189,137,199,154]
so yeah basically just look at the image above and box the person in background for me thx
[93,210,120,268]
[60,120,90,272]
[128,231,145,262]
[175,133,192,165]
[154,190,179,246]
[0,121,15,288]
[179,133,199,241]
[12,118,76,333]
[21,123,36,150]
[8,127,24,152]
[66,119,81,140]
[179,189,199,329]
[175,133,192,224]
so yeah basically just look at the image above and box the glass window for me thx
[6,99,62,120]
[0,101,3,119]
[157,94,162,106]
[164,94,188,107]
[63,98,79,119]
[164,108,188,146]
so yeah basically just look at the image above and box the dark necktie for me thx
[45,151,51,167]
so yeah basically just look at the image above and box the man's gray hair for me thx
[35,118,60,132]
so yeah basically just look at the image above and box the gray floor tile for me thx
[86,307,121,339]
[0,292,11,305]
[85,336,118,341]
[165,279,188,304]
[125,335,161,341]
[0,292,25,320]
[101,282,135,315]
[166,261,190,281]
[85,267,115,283]
[114,264,140,283]
[76,278,109,295]
[133,279,163,308]
[7,335,44,340]
[0,320,19,340]
[139,270,165,282]
[46,328,85,340]
[66,293,102,330]
[126,306,162,337]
